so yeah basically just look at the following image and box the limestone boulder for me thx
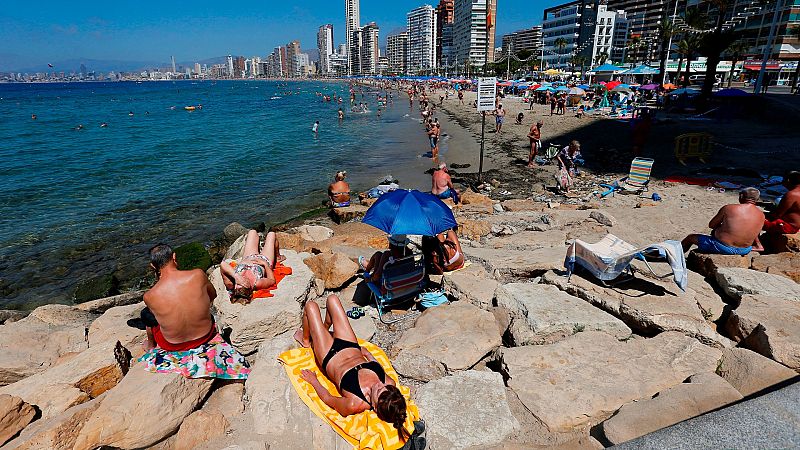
[487,230,567,251]
[72,363,213,449]
[303,252,359,290]
[459,191,495,215]
[245,332,344,448]
[223,222,248,242]
[292,225,334,242]
[172,409,229,450]
[500,331,722,432]
[686,270,727,322]
[715,268,800,301]
[542,271,732,348]
[601,373,743,445]
[495,284,631,345]
[687,251,752,278]
[500,199,546,212]
[331,205,369,223]
[4,393,104,450]
[725,295,800,370]
[393,302,501,381]
[76,290,145,314]
[465,247,565,280]
[0,340,128,419]
[773,232,800,253]
[0,306,95,386]
[211,250,314,355]
[202,382,245,419]
[718,347,798,396]
[0,394,36,445]
[87,302,146,348]
[458,219,492,240]
[750,252,800,283]
[414,371,519,450]
[589,210,618,227]
[441,263,499,310]
[224,234,247,260]
[0,310,26,324]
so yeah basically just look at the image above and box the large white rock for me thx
[485,230,567,251]
[495,283,632,345]
[718,347,799,396]
[725,295,800,370]
[76,291,145,314]
[72,363,213,449]
[0,394,36,446]
[500,331,723,432]
[393,302,502,381]
[245,332,346,448]
[303,252,359,290]
[211,250,315,355]
[441,263,500,310]
[0,305,96,386]
[87,302,146,348]
[4,393,104,450]
[464,246,565,279]
[715,268,800,301]
[601,372,742,445]
[414,371,519,450]
[292,225,335,242]
[0,340,126,419]
[542,271,732,348]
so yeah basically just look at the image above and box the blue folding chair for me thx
[365,252,426,324]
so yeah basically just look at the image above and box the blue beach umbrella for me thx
[362,190,457,236]
[554,86,570,92]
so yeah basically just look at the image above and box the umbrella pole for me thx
[479,111,486,183]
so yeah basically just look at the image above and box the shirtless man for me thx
[429,123,441,159]
[527,120,543,168]
[763,170,800,236]
[494,104,506,133]
[431,163,458,203]
[682,187,765,255]
[142,244,217,351]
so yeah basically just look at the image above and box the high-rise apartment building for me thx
[387,32,409,74]
[345,0,361,75]
[541,0,602,69]
[286,41,301,77]
[452,0,497,71]
[590,5,618,65]
[501,26,543,57]
[234,56,246,78]
[610,10,629,64]
[226,55,234,77]
[317,24,335,76]
[407,5,437,74]
[351,22,380,75]
[436,0,455,68]
[605,0,666,64]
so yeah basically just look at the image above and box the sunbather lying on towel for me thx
[294,294,409,440]
[681,187,764,256]
[140,243,250,379]
[358,234,412,283]
[220,230,284,302]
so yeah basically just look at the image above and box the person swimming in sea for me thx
[31,114,37,120]
[128,111,134,116]
[75,124,84,130]
[338,108,344,120]
[100,122,108,128]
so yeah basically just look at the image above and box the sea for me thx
[0,80,439,310]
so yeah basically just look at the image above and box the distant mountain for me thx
[303,49,320,63]
[11,58,161,74]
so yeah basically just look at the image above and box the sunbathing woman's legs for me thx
[243,230,260,256]
[324,295,358,343]
[295,301,333,360]
[260,231,284,268]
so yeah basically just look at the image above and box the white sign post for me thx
[476,77,497,182]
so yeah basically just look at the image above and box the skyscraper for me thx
[452,0,497,72]
[606,0,666,64]
[351,22,380,75]
[171,56,177,73]
[345,0,361,75]
[387,32,408,74]
[286,41,301,77]
[407,5,437,74]
[317,24,335,76]
[436,0,455,68]
[226,55,234,78]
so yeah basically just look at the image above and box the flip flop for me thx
[358,256,368,271]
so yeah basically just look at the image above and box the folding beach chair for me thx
[365,252,426,324]
[599,157,654,197]
[564,234,687,291]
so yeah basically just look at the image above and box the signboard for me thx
[477,77,497,112]
[664,61,734,73]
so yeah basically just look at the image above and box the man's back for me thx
[144,269,214,344]
[714,203,765,248]
[432,171,450,194]
[778,188,800,226]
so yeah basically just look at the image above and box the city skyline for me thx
[0,0,566,72]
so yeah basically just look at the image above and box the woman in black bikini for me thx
[295,294,409,440]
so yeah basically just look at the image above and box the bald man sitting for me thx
[682,187,765,256]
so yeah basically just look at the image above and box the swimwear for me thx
[496,116,504,124]
[321,338,387,408]
[696,235,752,256]
[434,188,452,199]
[332,200,351,208]
[763,219,800,235]
[140,307,217,352]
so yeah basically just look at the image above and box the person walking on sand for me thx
[527,121,543,168]
[682,188,765,255]
[458,90,464,105]
[550,96,557,116]
[494,104,506,133]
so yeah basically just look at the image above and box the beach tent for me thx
[554,86,570,92]
[588,63,623,83]
[622,64,659,75]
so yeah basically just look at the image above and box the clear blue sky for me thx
[0,0,564,70]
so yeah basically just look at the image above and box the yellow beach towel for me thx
[278,340,420,450]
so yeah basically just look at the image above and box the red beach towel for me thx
[251,262,293,299]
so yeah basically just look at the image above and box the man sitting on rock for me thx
[681,187,765,256]
[763,170,800,237]
[139,244,250,379]
[431,163,460,203]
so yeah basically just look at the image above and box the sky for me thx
[0,0,564,71]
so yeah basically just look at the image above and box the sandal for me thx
[358,256,368,271]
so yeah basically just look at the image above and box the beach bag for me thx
[418,290,448,308]
[556,167,573,191]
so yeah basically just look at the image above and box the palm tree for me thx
[676,36,700,87]
[572,54,588,80]
[725,40,750,87]
[554,38,568,69]
[656,17,675,85]
[698,0,739,100]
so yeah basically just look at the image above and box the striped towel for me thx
[278,340,420,450]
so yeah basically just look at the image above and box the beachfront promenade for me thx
[1,81,799,449]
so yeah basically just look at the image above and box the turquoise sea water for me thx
[0,80,431,309]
